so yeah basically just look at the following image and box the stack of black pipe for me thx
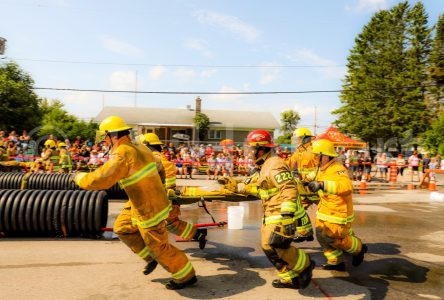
[0,189,108,237]
[0,172,127,199]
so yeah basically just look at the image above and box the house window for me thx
[208,130,222,140]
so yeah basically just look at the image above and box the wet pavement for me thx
[1,179,443,299]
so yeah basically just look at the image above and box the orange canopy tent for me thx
[219,139,234,146]
[315,126,367,148]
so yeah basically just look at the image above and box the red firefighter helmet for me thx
[246,130,275,147]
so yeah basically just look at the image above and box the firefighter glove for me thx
[218,177,238,192]
[308,181,324,193]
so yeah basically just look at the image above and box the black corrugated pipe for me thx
[0,172,127,199]
[0,189,108,237]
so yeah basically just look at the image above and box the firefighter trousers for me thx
[166,204,196,240]
[261,223,311,283]
[315,219,362,265]
[114,202,195,283]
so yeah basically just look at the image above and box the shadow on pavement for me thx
[300,243,429,300]
[152,241,269,299]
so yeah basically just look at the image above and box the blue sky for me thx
[1,0,443,134]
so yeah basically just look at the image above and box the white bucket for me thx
[227,206,244,229]
[430,191,444,202]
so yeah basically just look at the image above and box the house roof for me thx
[95,106,279,130]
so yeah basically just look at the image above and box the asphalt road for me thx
[0,181,443,300]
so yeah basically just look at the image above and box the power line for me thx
[33,84,441,95]
[12,57,345,68]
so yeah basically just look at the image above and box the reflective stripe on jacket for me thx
[76,136,171,228]
[287,142,318,181]
[152,151,176,189]
[315,158,354,224]
[257,154,305,220]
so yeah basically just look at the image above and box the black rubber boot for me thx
[142,260,158,275]
[322,262,346,271]
[298,260,315,289]
[193,228,207,250]
[272,279,300,289]
[352,244,368,266]
[293,235,314,243]
[272,260,315,289]
[165,275,197,290]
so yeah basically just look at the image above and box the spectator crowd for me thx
[0,129,442,182]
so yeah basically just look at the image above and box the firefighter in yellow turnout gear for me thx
[74,116,196,290]
[58,142,72,173]
[140,133,207,276]
[41,140,60,173]
[308,139,367,271]
[286,128,317,243]
[245,129,315,289]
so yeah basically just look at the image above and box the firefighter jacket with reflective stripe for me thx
[76,136,171,228]
[315,158,354,224]
[59,149,72,169]
[152,151,176,189]
[257,154,305,221]
[287,142,318,181]
[42,149,60,165]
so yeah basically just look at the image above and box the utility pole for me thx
[134,71,138,107]
[313,105,317,135]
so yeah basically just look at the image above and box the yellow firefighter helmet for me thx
[58,142,67,148]
[143,133,163,145]
[99,116,132,134]
[312,139,338,157]
[44,140,56,148]
[293,128,312,138]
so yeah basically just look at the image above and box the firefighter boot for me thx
[192,228,207,249]
[272,260,315,289]
[352,244,368,266]
[298,260,315,289]
[272,278,300,289]
[322,262,346,271]
[142,260,158,275]
[165,275,197,290]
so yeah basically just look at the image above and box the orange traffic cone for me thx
[360,174,367,190]
[429,177,437,191]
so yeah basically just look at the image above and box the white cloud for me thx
[259,63,281,85]
[287,48,346,79]
[194,10,260,42]
[174,67,198,80]
[100,36,144,58]
[62,91,102,119]
[290,102,336,133]
[149,65,167,80]
[346,0,387,13]
[184,38,214,58]
[109,71,137,90]
[208,85,246,103]
[173,67,217,80]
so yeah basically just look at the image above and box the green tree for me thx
[0,62,42,132]
[193,112,210,141]
[277,110,300,144]
[39,99,98,140]
[422,111,444,155]
[333,1,432,151]
[426,13,444,115]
